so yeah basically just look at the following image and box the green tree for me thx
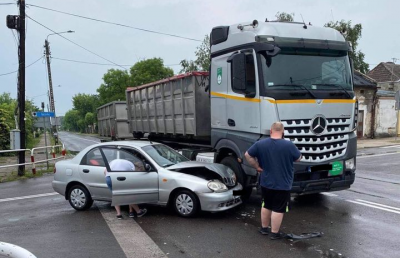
[63,109,80,131]
[72,93,100,115]
[180,35,211,73]
[275,12,295,22]
[85,112,95,126]
[325,20,369,73]
[0,108,11,150]
[97,69,131,105]
[130,58,174,86]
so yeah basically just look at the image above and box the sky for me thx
[1,0,399,116]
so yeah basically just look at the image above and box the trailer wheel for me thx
[133,132,144,139]
[221,156,252,199]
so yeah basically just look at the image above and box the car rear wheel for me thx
[68,185,93,211]
[173,190,199,217]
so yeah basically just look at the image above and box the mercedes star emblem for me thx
[310,115,327,135]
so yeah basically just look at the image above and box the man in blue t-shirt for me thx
[245,122,301,240]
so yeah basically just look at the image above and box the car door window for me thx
[81,148,105,167]
[102,147,146,172]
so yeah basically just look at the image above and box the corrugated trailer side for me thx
[126,72,210,139]
[97,101,131,140]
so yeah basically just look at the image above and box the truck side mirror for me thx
[228,53,246,91]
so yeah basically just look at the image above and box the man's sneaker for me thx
[129,212,135,218]
[270,232,286,240]
[116,215,123,220]
[136,208,147,218]
[259,227,271,235]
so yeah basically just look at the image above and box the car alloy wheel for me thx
[173,190,199,217]
[70,188,86,208]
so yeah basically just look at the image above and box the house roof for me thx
[353,70,377,88]
[367,62,400,82]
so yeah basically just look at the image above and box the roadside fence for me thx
[0,144,66,174]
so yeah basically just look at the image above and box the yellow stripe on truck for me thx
[210,92,261,103]
[211,92,356,104]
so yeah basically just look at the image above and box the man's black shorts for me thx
[261,187,291,213]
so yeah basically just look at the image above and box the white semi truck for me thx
[123,19,358,195]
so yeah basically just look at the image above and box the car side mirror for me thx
[228,53,246,91]
[145,163,152,172]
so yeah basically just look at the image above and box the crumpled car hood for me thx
[166,161,231,179]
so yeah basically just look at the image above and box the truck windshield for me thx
[142,144,189,167]
[260,49,353,93]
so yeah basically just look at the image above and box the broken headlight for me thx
[207,180,228,193]
[226,168,237,183]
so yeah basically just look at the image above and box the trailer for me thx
[126,72,210,142]
[97,101,131,141]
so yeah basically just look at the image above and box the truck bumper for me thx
[291,172,355,194]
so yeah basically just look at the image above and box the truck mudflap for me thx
[291,173,355,194]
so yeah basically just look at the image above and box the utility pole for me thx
[44,40,55,117]
[18,0,26,176]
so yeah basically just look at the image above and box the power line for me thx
[0,56,44,77]
[26,14,127,70]
[51,56,180,67]
[26,3,202,42]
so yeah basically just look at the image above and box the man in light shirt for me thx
[105,159,147,219]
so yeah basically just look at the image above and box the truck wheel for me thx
[68,185,93,211]
[220,156,245,186]
[220,156,253,199]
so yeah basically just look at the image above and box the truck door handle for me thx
[117,177,126,181]
[82,169,90,173]
[228,119,235,127]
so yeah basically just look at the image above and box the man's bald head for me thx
[270,122,284,139]
[271,122,284,132]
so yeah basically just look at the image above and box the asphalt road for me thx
[1,131,399,258]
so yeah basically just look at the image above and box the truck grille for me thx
[282,118,351,163]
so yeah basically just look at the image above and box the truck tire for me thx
[133,132,144,139]
[220,156,253,199]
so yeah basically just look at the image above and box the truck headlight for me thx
[345,158,355,170]
[207,180,228,192]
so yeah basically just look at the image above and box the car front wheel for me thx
[173,190,199,217]
[68,185,93,211]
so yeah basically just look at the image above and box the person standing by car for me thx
[104,159,147,219]
[245,122,301,240]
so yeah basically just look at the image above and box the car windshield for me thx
[260,49,353,92]
[142,144,189,167]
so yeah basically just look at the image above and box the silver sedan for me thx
[52,141,242,217]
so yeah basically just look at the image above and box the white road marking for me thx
[347,200,400,215]
[354,199,400,212]
[320,192,338,197]
[0,192,59,203]
[97,203,166,258]
[357,152,400,159]
[380,145,400,149]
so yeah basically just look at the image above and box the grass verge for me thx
[0,165,55,183]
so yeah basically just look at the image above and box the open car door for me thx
[101,147,159,206]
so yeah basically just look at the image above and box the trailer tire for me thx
[133,132,144,139]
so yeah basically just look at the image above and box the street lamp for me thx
[46,30,74,41]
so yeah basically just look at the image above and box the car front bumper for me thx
[196,183,243,212]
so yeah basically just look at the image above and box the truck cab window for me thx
[231,53,256,96]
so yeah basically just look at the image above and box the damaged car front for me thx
[141,144,243,216]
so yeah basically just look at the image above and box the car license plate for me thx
[328,161,343,176]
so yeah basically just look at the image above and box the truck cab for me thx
[210,20,357,194]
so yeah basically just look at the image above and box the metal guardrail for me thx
[0,145,66,174]
[31,144,66,174]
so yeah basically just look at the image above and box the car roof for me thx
[96,140,156,148]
